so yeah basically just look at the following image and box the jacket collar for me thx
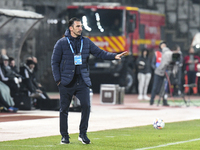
[162,47,170,53]
[24,64,34,73]
[64,29,82,40]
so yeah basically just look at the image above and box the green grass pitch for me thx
[1,119,200,150]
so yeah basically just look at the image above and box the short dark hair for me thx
[68,17,81,28]
[159,41,167,49]
[26,59,35,66]
[9,57,14,62]
[141,48,149,57]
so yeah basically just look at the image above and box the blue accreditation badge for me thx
[74,55,82,65]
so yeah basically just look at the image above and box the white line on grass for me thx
[0,145,55,148]
[93,138,100,140]
[134,138,200,150]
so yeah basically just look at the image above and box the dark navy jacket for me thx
[51,29,117,87]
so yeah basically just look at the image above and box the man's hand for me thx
[115,51,127,60]
[195,59,199,63]
[36,89,42,93]
[57,81,61,86]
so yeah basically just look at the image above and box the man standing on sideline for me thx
[150,41,172,106]
[51,17,126,144]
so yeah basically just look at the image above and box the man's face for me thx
[177,46,180,51]
[10,60,15,67]
[3,60,9,66]
[69,21,83,37]
[143,51,147,56]
[189,47,194,53]
[160,43,166,49]
[29,64,35,70]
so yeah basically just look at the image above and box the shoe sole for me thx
[78,137,90,144]
[60,141,70,144]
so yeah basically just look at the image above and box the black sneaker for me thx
[163,99,170,106]
[78,134,91,144]
[150,101,154,105]
[60,135,70,144]
[163,103,170,106]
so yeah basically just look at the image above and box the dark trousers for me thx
[187,71,196,84]
[187,71,197,94]
[4,80,19,97]
[150,74,165,105]
[58,75,90,137]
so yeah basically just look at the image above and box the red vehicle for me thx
[61,4,165,93]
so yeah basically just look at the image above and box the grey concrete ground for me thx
[0,93,200,142]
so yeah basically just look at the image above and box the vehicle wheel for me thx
[125,68,135,93]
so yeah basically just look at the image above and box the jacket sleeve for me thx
[88,39,116,60]
[151,53,156,70]
[0,67,9,81]
[51,40,63,83]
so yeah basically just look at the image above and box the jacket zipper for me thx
[62,60,66,71]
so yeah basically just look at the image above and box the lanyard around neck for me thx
[66,37,83,54]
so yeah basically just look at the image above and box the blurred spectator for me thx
[136,48,152,100]
[184,47,200,94]
[20,59,38,95]
[26,56,38,73]
[29,56,49,99]
[0,81,18,112]
[20,58,49,101]
[9,57,20,75]
[0,55,22,97]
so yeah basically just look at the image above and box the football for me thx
[153,118,165,129]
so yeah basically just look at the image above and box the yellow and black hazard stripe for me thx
[89,36,162,53]
[89,36,126,53]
